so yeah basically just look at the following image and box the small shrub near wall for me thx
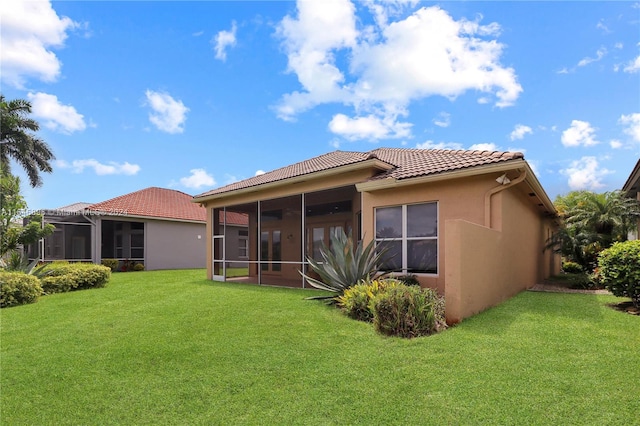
[598,240,640,308]
[101,259,119,272]
[0,272,43,308]
[338,279,401,322]
[133,263,145,271]
[372,286,446,338]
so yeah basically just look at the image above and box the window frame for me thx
[374,201,439,276]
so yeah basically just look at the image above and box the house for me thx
[28,187,247,271]
[193,148,561,323]
[622,158,640,239]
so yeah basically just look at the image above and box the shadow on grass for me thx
[460,290,608,336]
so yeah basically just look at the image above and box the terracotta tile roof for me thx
[195,148,524,199]
[367,148,523,181]
[55,202,92,212]
[88,187,206,222]
[220,210,248,226]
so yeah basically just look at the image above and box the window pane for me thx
[312,227,324,261]
[377,240,402,272]
[261,232,268,271]
[131,248,144,258]
[407,239,437,274]
[131,234,144,247]
[376,207,402,238]
[407,203,437,237]
[272,231,281,271]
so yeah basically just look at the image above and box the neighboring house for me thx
[193,148,561,323]
[622,158,640,240]
[27,187,247,271]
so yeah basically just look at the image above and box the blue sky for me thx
[2,0,639,211]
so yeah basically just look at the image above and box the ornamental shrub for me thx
[45,263,111,291]
[337,279,401,322]
[133,263,145,271]
[562,261,583,274]
[101,259,119,272]
[372,285,446,338]
[597,240,640,308]
[0,272,42,308]
[40,275,75,294]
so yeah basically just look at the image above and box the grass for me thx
[1,269,638,425]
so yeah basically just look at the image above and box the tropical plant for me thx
[300,229,388,296]
[0,95,55,188]
[548,190,640,272]
[371,285,446,338]
[597,240,640,308]
[0,173,55,259]
[337,278,401,322]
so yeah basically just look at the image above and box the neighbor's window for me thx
[375,202,438,274]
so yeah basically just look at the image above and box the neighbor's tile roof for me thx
[55,202,92,212]
[195,148,524,199]
[88,187,206,222]
[220,210,248,226]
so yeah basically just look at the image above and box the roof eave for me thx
[356,159,557,216]
[192,158,395,204]
[84,211,206,224]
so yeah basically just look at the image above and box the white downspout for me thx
[484,170,527,229]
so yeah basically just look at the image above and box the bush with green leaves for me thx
[40,274,75,294]
[597,240,640,308]
[101,259,119,272]
[372,285,446,338]
[300,229,388,296]
[0,271,42,308]
[133,263,145,271]
[44,263,111,291]
[562,261,583,274]
[337,278,401,322]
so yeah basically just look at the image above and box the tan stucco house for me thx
[622,159,640,239]
[193,148,560,323]
[28,187,215,271]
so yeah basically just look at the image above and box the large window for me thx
[375,202,438,274]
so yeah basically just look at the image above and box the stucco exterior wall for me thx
[361,174,498,295]
[145,220,206,270]
[361,173,559,323]
[444,186,559,323]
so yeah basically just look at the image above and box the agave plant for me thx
[300,229,388,296]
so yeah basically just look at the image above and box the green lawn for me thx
[1,270,638,425]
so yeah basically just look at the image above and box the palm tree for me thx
[0,95,55,187]
[567,190,640,247]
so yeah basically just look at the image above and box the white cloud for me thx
[27,92,86,134]
[416,140,463,150]
[469,143,498,151]
[213,21,237,61]
[561,120,599,147]
[179,168,215,189]
[623,55,640,73]
[144,90,189,134]
[610,140,623,149]
[433,112,451,128]
[619,113,640,143]
[57,159,140,175]
[561,156,612,190]
[255,170,266,176]
[328,113,411,140]
[0,0,79,88]
[577,47,607,67]
[509,124,533,141]
[275,2,521,138]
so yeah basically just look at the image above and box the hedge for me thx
[0,272,43,308]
